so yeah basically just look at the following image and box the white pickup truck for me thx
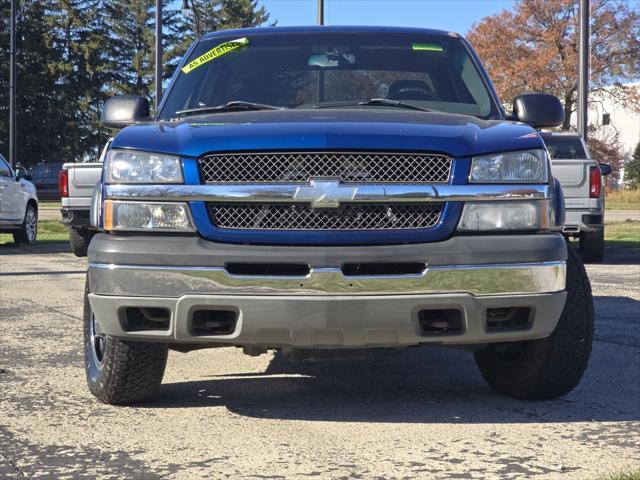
[544,132,612,263]
[59,141,109,256]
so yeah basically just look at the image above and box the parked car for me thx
[60,141,110,256]
[544,131,611,263]
[84,26,593,405]
[0,154,38,244]
[28,162,64,201]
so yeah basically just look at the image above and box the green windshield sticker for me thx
[182,37,249,74]
[412,43,444,52]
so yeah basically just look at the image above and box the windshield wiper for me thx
[313,98,431,112]
[176,101,284,116]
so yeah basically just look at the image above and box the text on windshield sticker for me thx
[181,37,250,74]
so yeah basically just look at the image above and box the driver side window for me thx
[0,157,13,178]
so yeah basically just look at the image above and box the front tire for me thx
[70,228,93,257]
[580,229,604,263]
[83,280,168,404]
[13,203,37,245]
[474,248,594,400]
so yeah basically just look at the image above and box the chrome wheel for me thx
[90,314,107,369]
[25,207,37,243]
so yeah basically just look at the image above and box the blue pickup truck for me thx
[85,26,593,405]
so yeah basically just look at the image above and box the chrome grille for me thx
[209,203,444,230]
[199,151,452,183]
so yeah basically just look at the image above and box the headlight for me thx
[457,200,550,231]
[470,149,547,183]
[104,200,195,232]
[106,149,183,184]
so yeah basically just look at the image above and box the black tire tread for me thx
[89,339,168,405]
[69,228,91,257]
[475,248,594,400]
[83,280,168,405]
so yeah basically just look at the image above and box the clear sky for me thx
[258,0,517,35]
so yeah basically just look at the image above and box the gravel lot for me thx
[1,242,638,479]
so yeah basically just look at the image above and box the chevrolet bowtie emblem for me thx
[293,179,358,208]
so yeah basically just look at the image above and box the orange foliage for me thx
[467,0,640,129]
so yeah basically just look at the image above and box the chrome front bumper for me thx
[88,261,565,297]
[88,260,566,347]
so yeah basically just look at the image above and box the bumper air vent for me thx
[418,309,464,336]
[190,309,238,336]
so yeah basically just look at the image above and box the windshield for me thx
[543,136,588,159]
[159,31,498,120]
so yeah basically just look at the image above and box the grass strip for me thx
[0,220,68,244]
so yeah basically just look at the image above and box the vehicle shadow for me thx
[601,244,640,265]
[0,241,70,255]
[148,341,640,423]
[593,295,640,348]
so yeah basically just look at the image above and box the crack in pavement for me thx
[23,299,82,322]
[0,448,27,478]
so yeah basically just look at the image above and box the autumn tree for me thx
[467,0,640,130]
[586,125,624,186]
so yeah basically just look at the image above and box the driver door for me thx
[0,156,21,222]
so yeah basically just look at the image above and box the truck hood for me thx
[111,109,544,158]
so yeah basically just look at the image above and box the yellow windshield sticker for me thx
[412,43,444,52]
[181,37,249,74]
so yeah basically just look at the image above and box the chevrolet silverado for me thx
[85,26,593,405]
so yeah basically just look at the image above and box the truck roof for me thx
[201,25,460,41]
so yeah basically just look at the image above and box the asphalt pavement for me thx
[0,242,638,479]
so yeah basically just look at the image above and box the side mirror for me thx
[599,163,612,176]
[15,166,31,181]
[512,93,565,129]
[101,95,150,129]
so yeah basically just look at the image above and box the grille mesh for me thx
[199,151,452,183]
[209,203,444,231]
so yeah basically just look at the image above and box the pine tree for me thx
[44,0,114,160]
[625,142,640,189]
[105,0,156,98]
[0,0,272,165]
[1,1,72,165]
[172,0,270,69]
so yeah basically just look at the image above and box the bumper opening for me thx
[486,307,532,330]
[418,309,464,336]
[120,307,170,332]
[342,262,426,276]
[225,263,310,276]
[190,309,238,336]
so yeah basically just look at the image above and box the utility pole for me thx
[155,0,163,109]
[318,0,324,25]
[317,0,325,102]
[9,0,17,167]
[577,0,589,140]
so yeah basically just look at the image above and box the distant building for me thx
[588,82,640,184]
